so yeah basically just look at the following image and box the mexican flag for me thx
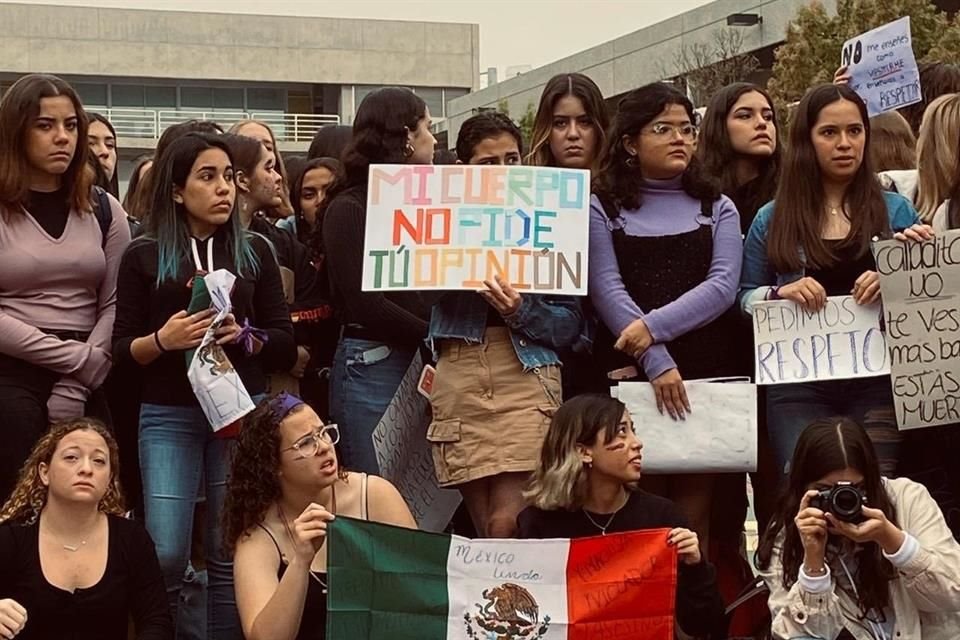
[327,517,678,639]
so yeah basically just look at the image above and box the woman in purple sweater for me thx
[0,74,131,504]
[589,82,743,553]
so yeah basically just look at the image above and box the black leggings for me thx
[0,352,110,505]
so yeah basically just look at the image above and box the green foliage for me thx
[497,99,537,151]
[769,0,960,105]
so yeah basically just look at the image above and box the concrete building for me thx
[441,0,957,144]
[0,2,478,185]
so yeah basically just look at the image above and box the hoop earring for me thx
[625,155,638,168]
[404,142,415,158]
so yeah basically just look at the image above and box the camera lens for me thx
[831,486,862,520]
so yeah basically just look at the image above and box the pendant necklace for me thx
[826,201,844,216]
[582,493,628,535]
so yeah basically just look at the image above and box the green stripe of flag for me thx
[327,517,452,639]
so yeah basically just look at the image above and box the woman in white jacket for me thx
[756,417,960,640]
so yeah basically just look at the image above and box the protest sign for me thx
[328,517,677,640]
[841,17,921,117]
[752,296,889,385]
[371,352,461,531]
[613,380,757,473]
[362,164,590,294]
[873,232,960,429]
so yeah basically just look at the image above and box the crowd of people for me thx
[0,60,958,640]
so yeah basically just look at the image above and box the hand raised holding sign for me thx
[893,223,935,243]
[480,274,522,316]
[833,65,852,85]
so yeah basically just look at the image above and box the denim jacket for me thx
[428,292,583,370]
[738,192,920,315]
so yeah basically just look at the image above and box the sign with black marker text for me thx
[841,17,921,117]
[873,232,960,429]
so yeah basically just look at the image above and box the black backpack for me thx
[92,186,142,244]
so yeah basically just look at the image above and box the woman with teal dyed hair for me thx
[112,132,297,638]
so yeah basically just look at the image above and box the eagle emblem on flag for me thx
[464,583,551,640]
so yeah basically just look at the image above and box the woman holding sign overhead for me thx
[739,84,930,478]
[426,113,582,538]
[588,82,744,553]
[322,88,437,475]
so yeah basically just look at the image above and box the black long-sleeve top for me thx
[517,491,728,639]
[322,185,431,345]
[0,515,173,640]
[112,231,297,406]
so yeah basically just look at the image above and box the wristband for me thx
[154,331,168,353]
[803,563,827,576]
[768,286,783,301]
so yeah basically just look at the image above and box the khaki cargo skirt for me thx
[427,327,562,487]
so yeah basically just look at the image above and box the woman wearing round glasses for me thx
[589,82,744,555]
[222,393,415,640]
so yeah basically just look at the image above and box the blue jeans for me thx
[767,376,901,477]
[139,402,247,640]
[329,337,416,474]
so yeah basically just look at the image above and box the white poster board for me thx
[841,17,921,117]
[613,380,757,474]
[361,164,590,294]
[753,296,889,385]
[874,232,960,429]
[371,352,461,532]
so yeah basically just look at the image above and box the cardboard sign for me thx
[371,352,461,531]
[361,164,590,294]
[613,379,757,473]
[841,17,921,117]
[874,232,960,429]
[752,296,889,385]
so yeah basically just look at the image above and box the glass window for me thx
[416,87,444,118]
[214,88,244,110]
[354,85,381,110]
[74,83,108,108]
[111,84,145,107]
[247,88,285,111]
[445,87,469,115]
[145,86,177,108]
[181,87,213,109]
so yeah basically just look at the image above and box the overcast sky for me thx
[6,0,714,76]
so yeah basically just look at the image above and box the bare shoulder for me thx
[365,475,417,528]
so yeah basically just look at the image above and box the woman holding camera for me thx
[757,417,960,640]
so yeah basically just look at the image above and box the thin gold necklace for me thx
[825,201,844,216]
[582,492,629,535]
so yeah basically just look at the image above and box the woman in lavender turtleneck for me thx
[589,82,743,552]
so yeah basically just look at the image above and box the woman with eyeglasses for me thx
[589,82,743,555]
[223,393,414,640]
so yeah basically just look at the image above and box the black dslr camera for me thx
[810,481,867,523]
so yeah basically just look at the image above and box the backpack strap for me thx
[595,192,620,223]
[92,186,112,249]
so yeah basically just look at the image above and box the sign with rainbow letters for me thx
[361,164,590,294]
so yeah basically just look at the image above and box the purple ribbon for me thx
[268,391,305,422]
[232,318,269,355]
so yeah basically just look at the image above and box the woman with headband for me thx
[223,393,415,640]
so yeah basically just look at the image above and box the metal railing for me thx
[86,107,340,142]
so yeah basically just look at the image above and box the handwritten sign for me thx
[873,232,960,429]
[371,352,461,531]
[841,17,921,117]
[362,164,590,294]
[613,380,756,473]
[753,296,889,385]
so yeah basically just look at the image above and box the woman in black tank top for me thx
[222,393,416,640]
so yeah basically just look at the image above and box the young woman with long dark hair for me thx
[0,418,172,640]
[527,73,609,172]
[517,394,727,638]
[739,85,930,479]
[321,87,436,474]
[0,74,131,503]
[757,417,960,640]
[698,82,781,233]
[112,132,296,637]
[87,112,119,198]
[425,113,581,537]
[230,120,294,221]
[224,394,414,640]
[590,82,743,551]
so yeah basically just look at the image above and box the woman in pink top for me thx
[0,74,131,503]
